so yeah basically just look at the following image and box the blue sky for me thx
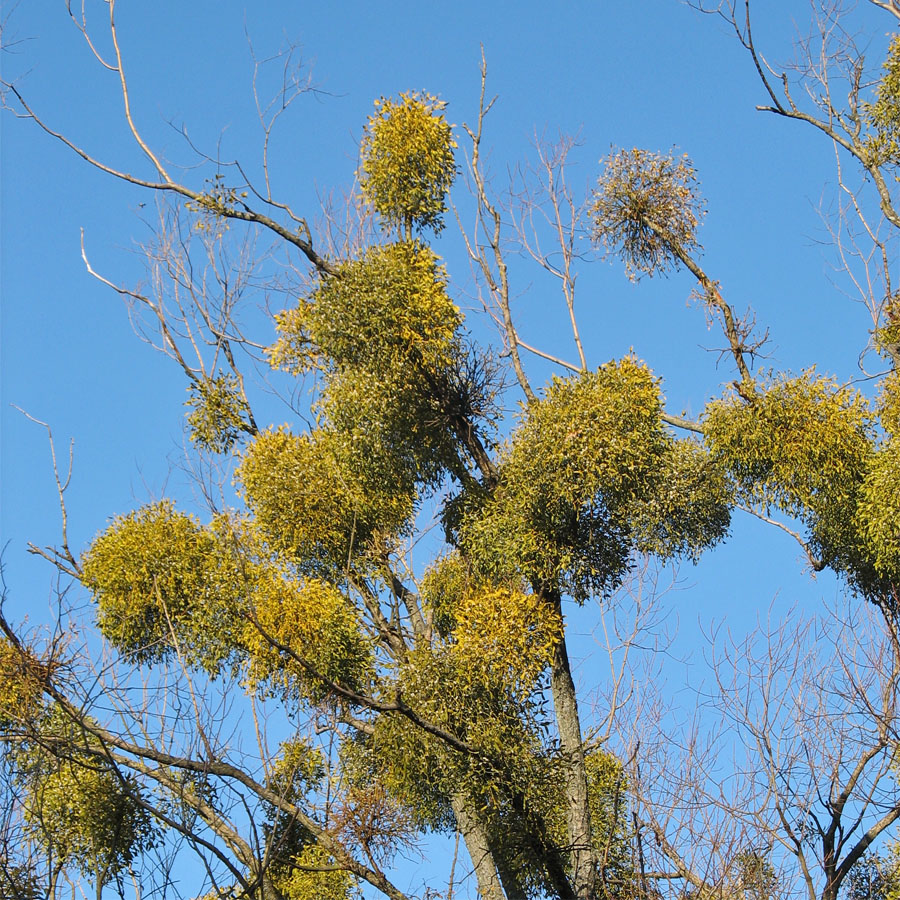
[0,0,894,893]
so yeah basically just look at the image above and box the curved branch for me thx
[245,612,482,758]
[3,81,337,277]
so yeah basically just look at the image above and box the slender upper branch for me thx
[3,81,337,277]
[460,52,536,405]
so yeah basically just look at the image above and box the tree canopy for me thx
[4,3,900,900]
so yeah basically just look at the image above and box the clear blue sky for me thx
[0,0,891,891]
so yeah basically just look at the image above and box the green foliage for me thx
[702,372,896,595]
[359,92,456,236]
[186,373,252,453]
[450,585,561,699]
[16,709,157,883]
[875,293,900,360]
[585,750,636,898]
[845,848,900,900]
[267,737,326,801]
[420,551,478,637]
[461,359,668,595]
[29,48,896,900]
[628,436,732,561]
[270,241,471,491]
[83,499,379,692]
[340,703,451,833]
[703,372,872,519]
[81,501,215,663]
[236,427,414,574]
[879,371,900,437]
[351,615,558,835]
[865,35,900,167]
[591,149,704,280]
[460,359,729,598]
[273,845,356,900]
[271,242,460,376]
[856,439,900,583]
[343,570,637,900]
[81,502,248,670]
[323,364,454,493]
[0,638,44,729]
[0,865,43,900]
[391,642,549,777]
[242,576,374,704]
[731,851,778,900]
[262,738,326,888]
[422,553,550,659]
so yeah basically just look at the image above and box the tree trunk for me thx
[451,794,507,900]
[548,593,597,900]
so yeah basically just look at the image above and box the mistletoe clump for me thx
[359,91,457,237]
[591,148,705,280]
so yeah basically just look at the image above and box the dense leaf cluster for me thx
[13,709,158,885]
[460,360,730,599]
[866,35,900,167]
[359,91,457,237]
[186,373,253,453]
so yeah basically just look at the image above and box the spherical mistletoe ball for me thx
[359,91,457,236]
[591,148,705,280]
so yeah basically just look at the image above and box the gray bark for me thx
[549,595,598,900]
[451,794,506,900]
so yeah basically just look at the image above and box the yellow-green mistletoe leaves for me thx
[271,242,461,376]
[847,850,900,900]
[270,242,470,489]
[267,736,325,802]
[359,91,456,236]
[853,375,900,586]
[855,376,900,587]
[703,372,873,519]
[242,577,373,704]
[82,501,379,690]
[273,845,356,900]
[236,427,414,573]
[629,437,732,561]
[591,148,705,280]
[460,359,728,597]
[585,749,634,888]
[702,372,897,595]
[262,738,325,890]
[186,373,252,453]
[81,502,247,670]
[26,764,156,883]
[865,34,900,167]
[451,585,561,698]
[345,578,560,831]
[878,371,900,437]
[0,638,45,728]
[368,645,548,818]
[17,710,157,883]
[420,552,475,638]
[875,292,900,363]
[422,556,562,694]
[509,358,668,509]
[856,441,900,583]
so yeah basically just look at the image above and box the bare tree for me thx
[689,0,900,370]
[618,598,900,900]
